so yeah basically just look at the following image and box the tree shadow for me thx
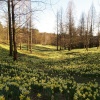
[34,45,56,52]
[0,45,100,84]
[66,51,80,55]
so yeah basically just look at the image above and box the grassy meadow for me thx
[0,44,100,100]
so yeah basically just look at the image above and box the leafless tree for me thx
[66,0,75,51]
[85,12,90,51]
[56,10,59,51]
[97,13,100,49]
[89,3,96,47]
[8,0,13,56]
[29,0,32,53]
[79,12,85,48]
[59,8,63,50]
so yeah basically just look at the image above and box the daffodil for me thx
[37,93,41,98]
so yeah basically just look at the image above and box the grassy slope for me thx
[0,44,100,83]
[0,45,100,83]
[0,44,100,99]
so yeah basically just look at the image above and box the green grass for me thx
[0,44,100,100]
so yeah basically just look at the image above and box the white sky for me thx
[34,0,100,33]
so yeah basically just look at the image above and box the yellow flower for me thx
[74,95,78,100]
[19,94,25,100]
[77,90,81,96]
[5,86,9,91]
[16,76,20,80]
[88,93,92,97]
[26,97,30,100]
[0,96,5,100]
[82,94,86,98]
[85,92,88,95]
[37,93,41,98]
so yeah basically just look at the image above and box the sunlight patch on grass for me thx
[0,44,100,60]
[0,44,9,50]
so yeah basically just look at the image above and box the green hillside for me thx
[0,44,100,100]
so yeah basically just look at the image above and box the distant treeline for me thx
[0,22,99,50]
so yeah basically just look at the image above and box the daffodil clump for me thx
[74,81,100,100]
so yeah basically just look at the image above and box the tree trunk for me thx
[29,0,32,53]
[85,15,89,51]
[11,0,17,61]
[86,32,88,51]
[56,11,59,51]
[69,25,72,51]
[57,31,58,51]
[8,0,13,56]
[19,36,22,50]
[59,34,61,50]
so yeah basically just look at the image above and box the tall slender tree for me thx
[79,12,85,48]
[59,8,63,50]
[97,14,100,49]
[56,11,59,51]
[85,12,90,51]
[29,0,32,53]
[8,0,13,56]
[66,0,75,51]
[89,3,96,47]
[11,0,17,61]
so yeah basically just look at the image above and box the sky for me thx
[0,0,99,33]
[33,0,100,33]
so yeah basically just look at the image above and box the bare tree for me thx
[59,8,63,50]
[66,0,75,51]
[11,0,17,61]
[8,0,13,56]
[79,12,85,48]
[85,12,90,51]
[0,0,13,55]
[89,3,96,48]
[56,10,59,51]
[29,0,32,53]
[97,13,100,49]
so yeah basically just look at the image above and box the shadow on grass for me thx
[0,45,100,84]
[18,45,56,52]
[66,51,80,55]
